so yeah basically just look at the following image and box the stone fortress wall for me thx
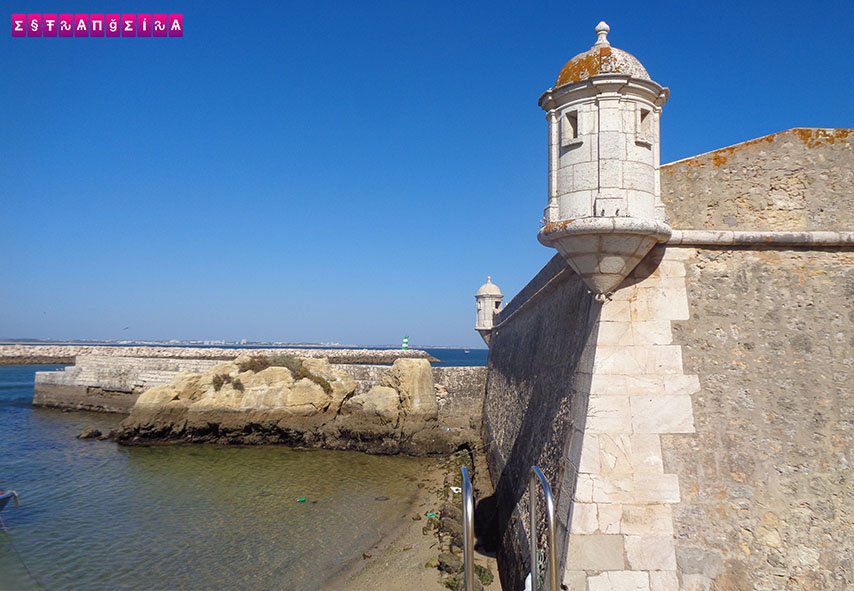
[657,129,853,591]
[661,128,852,232]
[481,130,852,590]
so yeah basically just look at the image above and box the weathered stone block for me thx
[630,287,690,321]
[560,190,594,219]
[590,374,627,396]
[592,347,646,375]
[648,570,679,591]
[629,434,665,473]
[592,474,681,504]
[598,502,622,534]
[623,375,666,396]
[562,569,587,591]
[649,345,684,374]
[626,191,657,219]
[587,397,632,433]
[600,159,624,189]
[579,433,601,473]
[663,374,700,396]
[597,321,633,346]
[599,131,628,160]
[569,502,598,534]
[574,474,595,502]
[630,396,695,433]
[598,433,634,473]
[621,504,674,535]
[566,534,625,570]
[588,570,650,591]
[573,161,599,191]
[600,300,632,322]
[623,161,655,192]
[625,534,677,570]
[631,321,673,346]
[598,106,624,133]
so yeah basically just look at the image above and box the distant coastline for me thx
[0,339,487,350]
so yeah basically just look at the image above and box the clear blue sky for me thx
[2,1,851,347]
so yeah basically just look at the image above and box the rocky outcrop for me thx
[114,356,461,455]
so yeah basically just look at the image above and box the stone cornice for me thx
[539,74,668,111]
[668,230,854,247]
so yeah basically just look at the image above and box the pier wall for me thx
[33,355,487,441]
[2,344,432,365]
[34,356,222,412]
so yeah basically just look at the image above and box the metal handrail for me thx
[529,465,558,591]
[461,466,476,591]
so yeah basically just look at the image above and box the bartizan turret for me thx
[537,22,671,299]
[474,276,503,345]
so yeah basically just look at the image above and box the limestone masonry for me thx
[476,22,851,591]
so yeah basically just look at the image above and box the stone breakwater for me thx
[30,352,486,454]
[35,355,226,412]
[33,354,481,415]
[114,357,484,455]
[0,344,435,365]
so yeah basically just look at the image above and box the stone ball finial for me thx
[594,21,610,46]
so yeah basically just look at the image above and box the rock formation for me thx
[114,356,457,455]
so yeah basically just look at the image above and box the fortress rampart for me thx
[480,127,852,591]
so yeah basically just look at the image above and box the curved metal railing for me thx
[460,466,476,591]
[529,465,558,591]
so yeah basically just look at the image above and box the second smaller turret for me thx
[475,276,503,345]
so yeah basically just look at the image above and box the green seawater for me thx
[0,365,434,591]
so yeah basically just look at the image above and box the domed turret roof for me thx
[555,22,650,87]
[476,276,502,297]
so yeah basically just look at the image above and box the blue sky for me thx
[2,1,852,347]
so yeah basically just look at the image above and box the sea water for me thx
[0,365,445,591]
[424,348,488,367]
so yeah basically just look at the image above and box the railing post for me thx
[461,466,476,591]
[529,465,559,591]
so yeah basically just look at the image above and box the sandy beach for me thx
[326,452,500,591]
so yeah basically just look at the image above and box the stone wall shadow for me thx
[476,256,600,591]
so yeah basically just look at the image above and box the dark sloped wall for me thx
[480,254,599,591]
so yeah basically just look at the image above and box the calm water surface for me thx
[0,365,435,591]
[425,348,487,367]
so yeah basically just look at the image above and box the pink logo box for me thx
[121,14,136,37]
[90,14,104,37]
[73,14,88,37]
[12,14,25,37]
[12,13,183,37]
[168,14,183,37]
[153,14,168,37]
[44,14,58,37]
[137,14,152,37]
[26,14,42,37]
[106,14,120,37]
[59,14,73,37]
